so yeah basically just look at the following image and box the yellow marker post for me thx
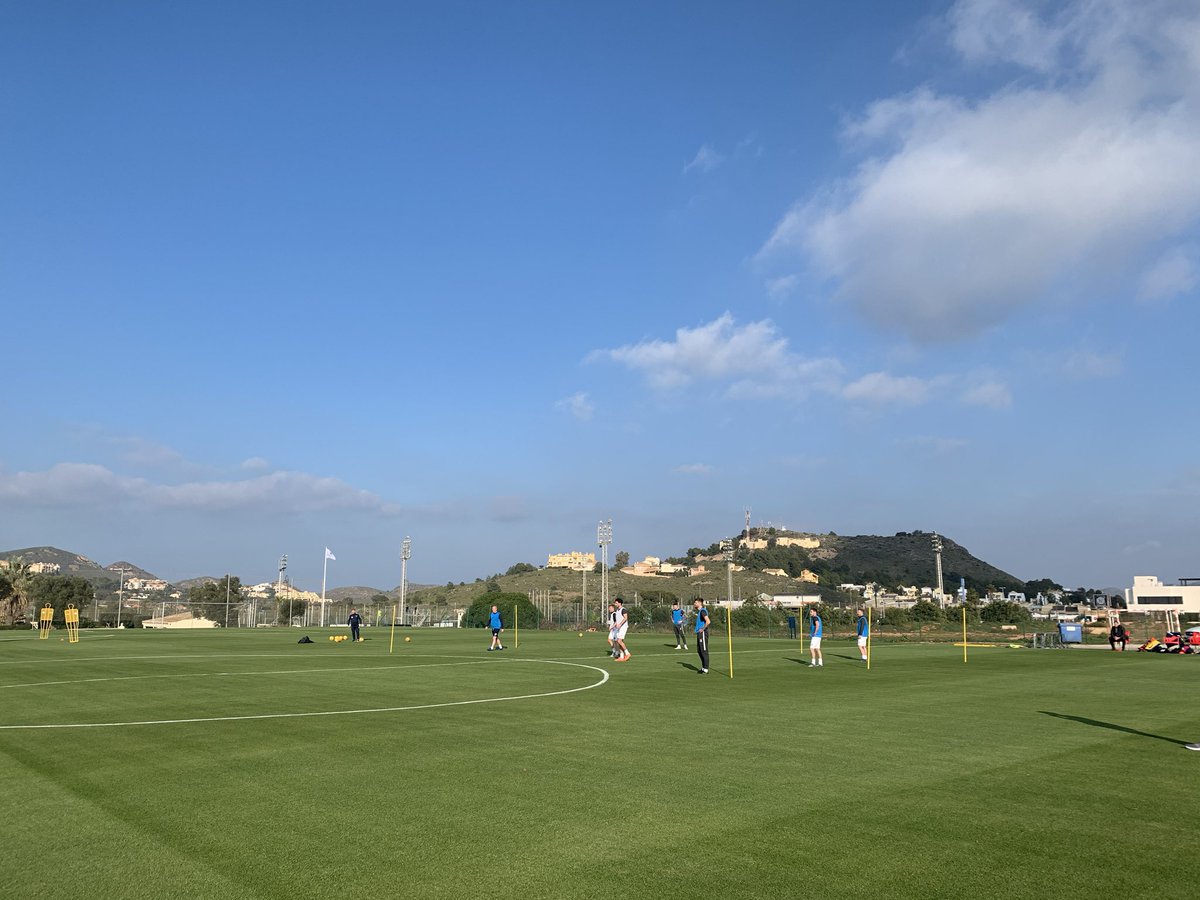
[726,606,733,679]
[866,607,872,671]
[962,607,968,663]
[389,603,397,654]
[514,605,519,649]
[38,604,54,640]
[64,604,80,644]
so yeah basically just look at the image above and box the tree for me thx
[27,575,93,618]
[593,561,603,574]
[1025,578,1063,596]
[614,550,630,569]
[187,576,243,624]
[505,562,536,576]
[981,601,1032,624]
[485,579,501,593]
[911,600,943,622]
[463,592,540,629]
[0,558,34,626]
[277,596,306,624]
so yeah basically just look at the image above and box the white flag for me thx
[325,548,336,561]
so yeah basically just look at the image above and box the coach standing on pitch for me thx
[693,597,710,675]
[348,608,363,642]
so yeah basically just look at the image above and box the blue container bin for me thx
[1058,622,1083,643]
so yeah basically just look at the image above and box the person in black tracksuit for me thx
[348,608,362,642]
[692,597,711,674]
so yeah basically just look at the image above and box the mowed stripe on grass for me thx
[0,628,1197,900]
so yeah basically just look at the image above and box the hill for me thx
[737,530,1025,595]
[106,561,160,581]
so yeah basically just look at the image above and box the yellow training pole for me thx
[515,605,519,649]
[726,606,733,679]
[866,607,872,670]
[389,603,397,654]
[38,604,53,639]
[64,604,80,644]
[962,607,968,662]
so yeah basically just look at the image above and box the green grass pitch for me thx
[1,627,1197,899]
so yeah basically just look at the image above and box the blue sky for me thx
[2,0,1198,592]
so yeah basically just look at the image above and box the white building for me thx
[1125,576,1200,614]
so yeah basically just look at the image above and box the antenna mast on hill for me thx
[744,508,751,539]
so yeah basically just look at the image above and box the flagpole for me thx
[321,552,328,628]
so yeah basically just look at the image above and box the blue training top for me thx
[810,615,823,638]
[489,611,502,629]
[694,607,709,633]
[671,608,684,625]
[856,615,868,637]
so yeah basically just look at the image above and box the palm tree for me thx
[0,558,33,627]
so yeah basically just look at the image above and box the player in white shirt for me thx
[613,597,631,662]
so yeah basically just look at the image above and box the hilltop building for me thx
[1125,575,1200,614]
[546,551,596,571]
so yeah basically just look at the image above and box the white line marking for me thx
[0,658,609,730]
[0,659,493,690]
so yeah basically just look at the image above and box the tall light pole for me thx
[581,564,587,628]
[932,533,945,608]
[597,519,612,625]
[115,567,129,628]
[400,537,411,627]
[224,574,233,629]
[721,540,734,609]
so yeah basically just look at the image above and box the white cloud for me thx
[591,313,842,397]
[241,457,271,471]
[682,144,724,175]
[674,463,714,476]
[759,0,1200,341]
[1137,245,1198,303]
[487,495,531,522]
[554,392,594,421]
[766,274,800,300]
[0,462,400,516]
[842,371,936,406]
[961,379,1012,408]
[1122,539,1162,554]
[1061,347,1123,379]
[902,436,969,454]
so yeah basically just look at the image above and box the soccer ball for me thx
[329,636,335,642]
[404,636,412,643]
[578,632,583,637]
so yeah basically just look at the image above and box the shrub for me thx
[463,593,540,629]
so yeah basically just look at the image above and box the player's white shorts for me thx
[608,628,617,641]
[809,636,822,650]
[615,625,629,640]
[857,636,867,649]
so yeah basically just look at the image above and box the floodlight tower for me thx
[597,518,612,623]
[721,539,735,609]
[277,554,288,590]
[932,533,945,608]
[399,537,411,626]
